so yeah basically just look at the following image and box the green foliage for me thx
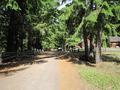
[101,1,113,17]
[6,0,21,11]
[114,5,120,20]
[34,23,47,36]
[86,10,99,22]
[102,32,107,47]
[66,35,81,46]
[0,0,120,53]
[104,23,119,36]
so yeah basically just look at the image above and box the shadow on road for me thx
[0,51,60,72]
[0,59,48,77]
[0,58,48,71]
[102,55,120,64]
[56,51,120,67]
[0,51,59,77]
[0,67,29,76]
[56,51,96,67]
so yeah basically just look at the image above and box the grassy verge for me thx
[77,64,120,90]
[103,51,120,55]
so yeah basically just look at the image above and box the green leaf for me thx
[6,0,20,11]
[101,1,113,16]
[86,10,99,22]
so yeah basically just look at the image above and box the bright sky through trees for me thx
[57,0,73,10]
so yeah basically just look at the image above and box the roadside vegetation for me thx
[58,51,120,90]
[77,63,120,90]
[76,51,120,90]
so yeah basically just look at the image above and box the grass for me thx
[77,64,120,90]
[103,52,120,55]
[61,51,120,89]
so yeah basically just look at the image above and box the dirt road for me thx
[0,53,89,90]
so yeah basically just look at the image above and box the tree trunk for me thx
[95,24,102,63]
[6,11,18,52]
[19,14,24,52]
[27,26,33,51]
[83,29,89,61]
[19,32,24,52]
[90,33,93,53]
[27,33,33,51]
[90,33,95,56]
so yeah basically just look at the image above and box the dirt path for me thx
[0,57,60,90]
[58,59,92,90]
[0,54,89,90]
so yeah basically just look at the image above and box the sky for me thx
[55,0,73,10]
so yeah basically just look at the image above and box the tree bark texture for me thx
[6,9,24,52]
[83,28,89,61]
[6,11,18,52]
[95,24,102,63]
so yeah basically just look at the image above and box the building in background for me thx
[109,36,120,48]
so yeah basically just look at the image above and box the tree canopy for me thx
[0,0,120,63]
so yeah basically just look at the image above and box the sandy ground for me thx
[58,59,93,90]
[0,57,59,90]
[0,54,91,90]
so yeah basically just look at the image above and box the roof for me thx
[109,36,120,43]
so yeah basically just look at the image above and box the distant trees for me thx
[0,0,58,52]
[59,0,120,63]
[0,0,120,63]
[80,0,120,63]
